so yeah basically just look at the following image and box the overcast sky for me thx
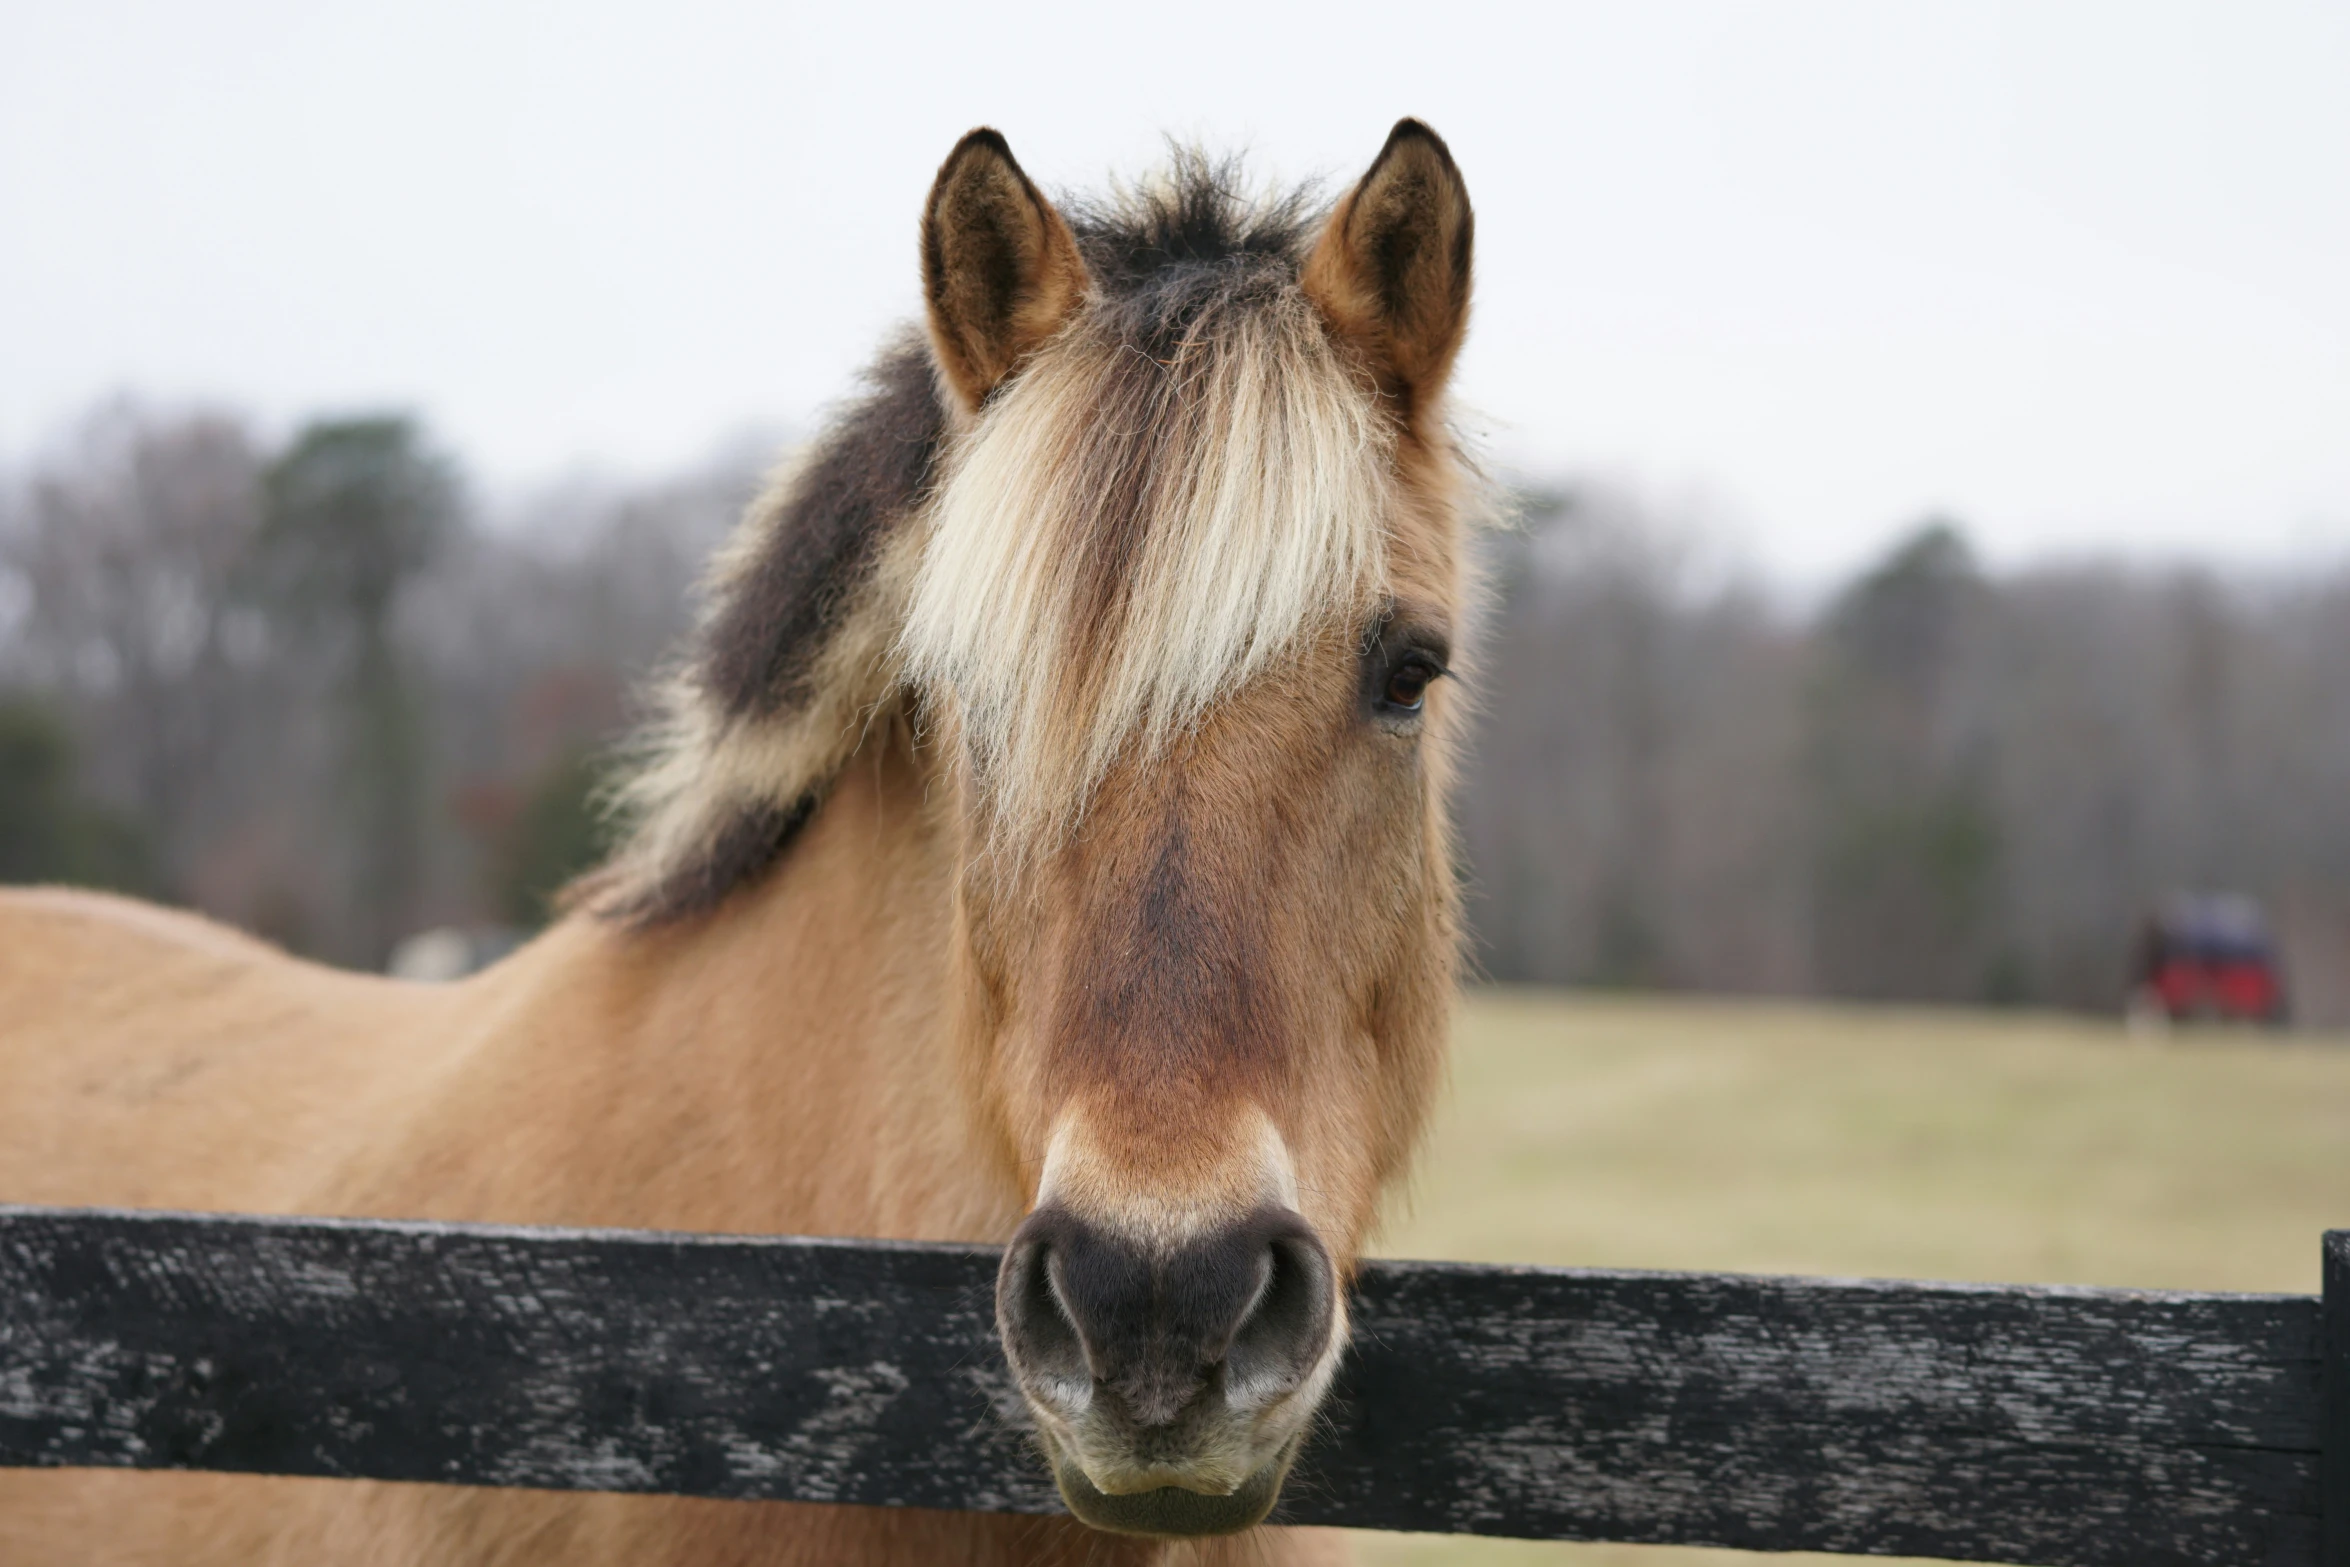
[3,0,2344,580]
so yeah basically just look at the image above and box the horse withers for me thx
[0,120,1477,1565]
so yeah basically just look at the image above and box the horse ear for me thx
[1303,119,1474,417]
[921,128,1089,411]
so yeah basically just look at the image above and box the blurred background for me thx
[3,5,2347,1560]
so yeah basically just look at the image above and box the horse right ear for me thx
[921,129,1089,411]
[1302,119,1474,423]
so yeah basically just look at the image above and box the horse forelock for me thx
[592,154,1415,921]
[899,223,1395,847]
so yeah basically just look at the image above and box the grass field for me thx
[1344,988,2350,1567]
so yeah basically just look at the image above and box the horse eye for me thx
[1382,659,1435,713]
[1360,617,1451,724]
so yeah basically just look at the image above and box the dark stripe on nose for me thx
[997,1203,1335,1428]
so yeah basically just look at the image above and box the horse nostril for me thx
[1224,1226,1336,1406]
[998,1231,1092,1410]
[996,1205,1338,1429]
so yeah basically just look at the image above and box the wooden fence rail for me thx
[3,1207,2345,1566]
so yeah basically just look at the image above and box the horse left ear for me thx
[922,128,1089,411]
[1303,119,1474,418]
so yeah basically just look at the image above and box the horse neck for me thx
[346,724,1025,1245]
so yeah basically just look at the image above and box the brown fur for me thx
[1300,120,1474,427]
[0,121,1475,1564]
[923,129,1090,411]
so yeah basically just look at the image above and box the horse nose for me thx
[997,1203,1337,1428]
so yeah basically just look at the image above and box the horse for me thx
[0,118,1477,1565]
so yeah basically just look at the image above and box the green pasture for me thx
[1348,989,2350,1567]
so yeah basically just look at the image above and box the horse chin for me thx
[1049,1441,1300,1538]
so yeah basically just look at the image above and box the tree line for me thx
[4,401,2346,1020]
[1462,487,2350,1023]
[0,401,750,966]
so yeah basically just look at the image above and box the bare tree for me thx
[1459,498,2350,1022]
[0,400,271,895]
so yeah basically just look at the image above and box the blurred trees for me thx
[3,395,2345,1022]
[493,749,615,928]
[1460,486,1809,992]
[258,418,458,963]
[0,697,150,890]
[1806,523,2005,1002]
[0,402,271,894]
[1460,494,2350,1021]
[0,399,761,963]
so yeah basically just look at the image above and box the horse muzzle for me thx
[995,1200,1341,1536]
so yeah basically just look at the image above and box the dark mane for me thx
[1065,153,1323,360]
[694,334,942,721]
[586,335,944,927]
[1062,150,1323,290]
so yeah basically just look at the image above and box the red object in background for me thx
[2131,895,2288,1025]
[2212,959,2279,1019]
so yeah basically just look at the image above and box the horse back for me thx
[0,887,460,1215]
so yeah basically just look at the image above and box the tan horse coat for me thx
[0,733,1340,1564]
[0,117,1477,1566]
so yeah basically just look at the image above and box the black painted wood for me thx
[2323,1231,2350,1567]
[0,1206,2323,1566]
[0,1208,1050,1514]
[1314,1258,2318,1566]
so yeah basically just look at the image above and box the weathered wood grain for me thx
[0,1207,2325,1566]
[1312,1258,2320,1566]
[0,1209,1051,1513]
[2322,1231,2349,1567]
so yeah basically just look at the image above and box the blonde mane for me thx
[899,257,1393,844]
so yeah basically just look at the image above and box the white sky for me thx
[3,0,2344,581]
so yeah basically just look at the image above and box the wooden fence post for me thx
[2326,1230,2350,1567]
